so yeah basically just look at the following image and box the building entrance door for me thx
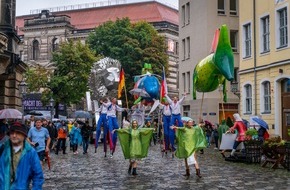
[282,110,290,141]
[281,78,290,140]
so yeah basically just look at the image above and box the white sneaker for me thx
[110,153,113,158]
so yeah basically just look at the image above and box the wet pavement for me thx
[42,142,290,190]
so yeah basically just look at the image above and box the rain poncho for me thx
[218,120,229,143]
[70,126,82,145]
[175,125,207,159]
[116,127,153,159]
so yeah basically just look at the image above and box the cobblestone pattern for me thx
[43,143,290,190]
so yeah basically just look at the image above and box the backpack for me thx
[263,131,269,140]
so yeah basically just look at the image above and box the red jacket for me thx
[230,121,247,141]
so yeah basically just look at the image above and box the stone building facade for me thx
[0,0,27,110]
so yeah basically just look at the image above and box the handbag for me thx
[187,154,196,165]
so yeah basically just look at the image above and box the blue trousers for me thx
[82,137,89,153]
[169,114,183,151]
[162,115,171,150]
[108,116,119,153]
[95,114,109,152]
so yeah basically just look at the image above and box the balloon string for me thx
[199,93,204,122]
[220,90,225,120]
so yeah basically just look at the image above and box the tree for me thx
[25,40,97,118]
[87,18,168,105]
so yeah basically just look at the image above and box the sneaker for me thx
[214,147,218,150]
[110,153,113,158]
[73,152,77,155]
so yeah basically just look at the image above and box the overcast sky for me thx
[16,0,178,16]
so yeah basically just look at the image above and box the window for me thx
[32,40,39,60]
[183,105,190,117]
[186,37,190,59]
[187,71,190,93]
[262,81,271,113]
[243,23,251,58]
[186,2,190,25]
[278,8,288,48]
[282,78,290,92]
[175,41,179,55]
[230,30,238,52]
[182,39,186,60]
[261,16,270,52]
[52,38,59,52]
[230,0,237,15]
[182,73,186,92]
[231,67,238,83]
[218,0,225,15]
[245,84,252,114]
[181,5,185,26]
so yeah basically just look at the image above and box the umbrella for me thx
[73,110,91,119]
[252,117,269,129]
[45,151,51,170]
[204,120,213,126]
[76,120,85,125]
[181,116,193,122]
[27,110,43,116]
[129,88,150,97]
[0,108,22,119]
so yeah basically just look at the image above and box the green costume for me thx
[116,128,154,159]
[175,125,207,159]
[218,120,230,143]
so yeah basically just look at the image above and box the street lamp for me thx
[18,79,28,123]
[49,97,55,120]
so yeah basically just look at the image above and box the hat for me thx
[233,113,243,122]
[9,122,27,137]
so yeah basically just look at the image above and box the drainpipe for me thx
[253,0,257,115]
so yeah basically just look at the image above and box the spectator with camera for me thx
[27,118,51,166]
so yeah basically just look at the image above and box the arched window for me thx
[282,78,290,92]
[245,84,252,114]
[32,40,39,60]
[262,81,271,113]
[52,38,59,52]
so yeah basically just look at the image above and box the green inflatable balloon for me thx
[193,25,234,102]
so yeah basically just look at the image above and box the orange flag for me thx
[118,68,125,98]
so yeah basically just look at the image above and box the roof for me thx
[16,1,178,35]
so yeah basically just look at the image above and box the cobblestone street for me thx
[42,142,290,190]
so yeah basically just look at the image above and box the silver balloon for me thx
[88,57,121,100]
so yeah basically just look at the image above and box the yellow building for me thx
[239,0,290,140]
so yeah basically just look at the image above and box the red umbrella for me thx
[45,151,51,170]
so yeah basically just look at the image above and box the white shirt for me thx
[159,104,171,116]
[107,103,125,117]
[96,101,110,114]
[165,95,186,115]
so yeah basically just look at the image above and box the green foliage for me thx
[263,136,285,148]
[25,40,97,116]
[25,66,52,92]
[87,18,168,105]
[51,40,97,105]
[245,128,258,137]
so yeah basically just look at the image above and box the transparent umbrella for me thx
[0,108,23,119]
[72,110,91,119]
